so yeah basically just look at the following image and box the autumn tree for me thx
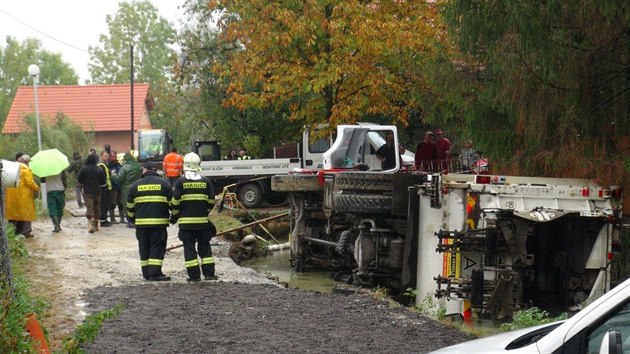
[88,0,177,89]
[0,36,78,127]
[175,1,304,156]
[207,0,451,133]
[442,0,630,180]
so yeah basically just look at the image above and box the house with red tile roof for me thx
[2,83,154,153]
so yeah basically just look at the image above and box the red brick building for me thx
[2,83,153,152]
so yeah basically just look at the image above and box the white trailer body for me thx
[196,129,330,207]
[415,173,622,319]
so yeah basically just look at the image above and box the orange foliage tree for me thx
[209,0,450,131]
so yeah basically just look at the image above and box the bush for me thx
[0,226,46,352]
[501,307,569,331]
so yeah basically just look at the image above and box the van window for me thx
[587,300,630,353]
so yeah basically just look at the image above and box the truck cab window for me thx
[198,144,220,162]
[587,300,630,353]
[309,137,331,154]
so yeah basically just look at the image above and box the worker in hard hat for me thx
[127,161,173,281]
[170,152,218,282]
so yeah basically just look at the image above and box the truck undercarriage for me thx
[272,124,625,319]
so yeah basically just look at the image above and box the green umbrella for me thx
[30,149,70,177]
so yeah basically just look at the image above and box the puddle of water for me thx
[244,249,341,293]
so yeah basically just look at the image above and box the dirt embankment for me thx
[24,207,472,353]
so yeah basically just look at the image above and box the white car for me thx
[428,277,630,354]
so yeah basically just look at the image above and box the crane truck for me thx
[271,123,625,319]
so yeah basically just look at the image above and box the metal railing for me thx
[413,158,489,174]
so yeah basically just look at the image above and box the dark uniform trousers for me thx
[137,227,168,279]
[179,228,215,279]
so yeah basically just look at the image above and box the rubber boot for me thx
[51,216,61,233]
[88,217,95,233]
[109,209,118,224]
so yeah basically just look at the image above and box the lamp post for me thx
[28,64,42,151]
[28,64,46,209]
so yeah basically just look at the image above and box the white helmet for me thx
[183,152,201,171]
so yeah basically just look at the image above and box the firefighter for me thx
[127,161,173,281]
[170,152,218,282]
[163,147,184,187]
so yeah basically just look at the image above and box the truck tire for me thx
[334,172,393,192]
[333,194,392,214]
[238,183,263,208]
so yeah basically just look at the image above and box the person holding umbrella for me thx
[29,149,72,234]
[43,170,67,233]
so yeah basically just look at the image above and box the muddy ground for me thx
[24,204,473,353]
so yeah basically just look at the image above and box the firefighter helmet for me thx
[183,152,201,171]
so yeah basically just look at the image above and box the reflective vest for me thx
[163,152,184,178]
[97,162,112,190]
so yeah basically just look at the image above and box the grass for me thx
[0,224,48,353]
[61,303,125,354]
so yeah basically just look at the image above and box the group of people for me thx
[69,146,142,231]
[126,152,218,282]
[71,145,217,282]
[414,128,482,173]
[224,147,251,160]
[5,144,218,283]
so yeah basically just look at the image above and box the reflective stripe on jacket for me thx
[171,177,215,230]
[127,172,172,228]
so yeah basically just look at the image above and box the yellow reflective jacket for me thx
[6,164,40,221]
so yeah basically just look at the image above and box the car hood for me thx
[427,322,562,354]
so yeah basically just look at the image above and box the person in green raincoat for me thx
[118,151,142,227]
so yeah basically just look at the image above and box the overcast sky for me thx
[0,0,184,84]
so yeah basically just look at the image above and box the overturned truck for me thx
[272,123,625,319]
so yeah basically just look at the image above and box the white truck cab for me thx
[323,123,414,172]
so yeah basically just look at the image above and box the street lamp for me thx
[28,64,46,209]
[28,64,42,151]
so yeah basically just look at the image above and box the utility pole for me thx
[130,44,135,150]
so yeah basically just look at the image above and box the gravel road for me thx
[24,207,473,353]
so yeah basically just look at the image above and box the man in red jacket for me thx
[434,128,451,171]
[415,131,436,171]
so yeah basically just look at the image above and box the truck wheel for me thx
[238,183,263,208]
[333,194,392,214]
[334,172,393,192]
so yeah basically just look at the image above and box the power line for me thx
[0,7,89,53]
